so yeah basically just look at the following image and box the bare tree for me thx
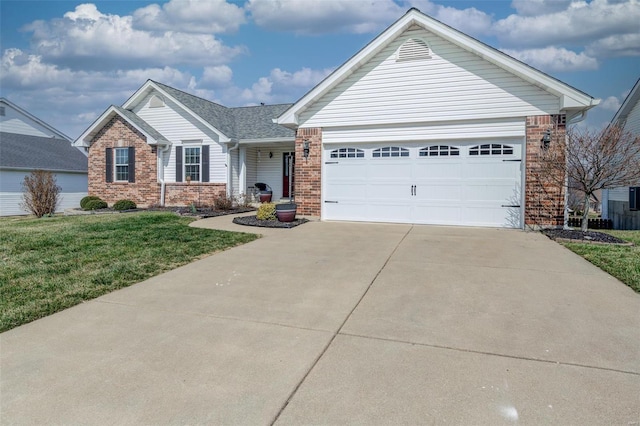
[21,170,61,218]
[540,125,640,231]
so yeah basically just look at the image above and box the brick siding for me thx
[294,128,322,216]
[524,115,566,228]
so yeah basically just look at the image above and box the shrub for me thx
[256,203,276,221]
[84,199,108,210]
[113,199,137,211]
[80,195,102,209]
[213,195,234,211]
[21,170,60,218]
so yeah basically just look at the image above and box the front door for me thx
[283,152,295,198]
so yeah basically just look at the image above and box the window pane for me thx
[114,148,129,181]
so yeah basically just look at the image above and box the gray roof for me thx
[0,132,88,172]
[112,105,169,143]
[152,81,294,140]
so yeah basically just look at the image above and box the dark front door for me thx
[283,152,295,198]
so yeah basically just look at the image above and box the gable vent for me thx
[397,38,431,62]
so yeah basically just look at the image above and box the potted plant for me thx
[275,202,297,222]
[254,182,272,203]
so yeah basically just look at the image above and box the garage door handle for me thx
[410,185,416,196]
[324,200,338,203]
[325,161,339,164]
[501,204,521,208]
[503,159,522,162]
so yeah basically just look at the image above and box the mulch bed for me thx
[232,215,309,229]
[542,229,630,245]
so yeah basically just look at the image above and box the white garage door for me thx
[323,142,523,228]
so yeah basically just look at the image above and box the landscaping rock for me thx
[543,229,629,245]
[232,215,309,229]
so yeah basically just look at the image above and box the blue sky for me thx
[1,0,639,139]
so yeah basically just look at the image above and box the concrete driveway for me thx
[2,216,639,424]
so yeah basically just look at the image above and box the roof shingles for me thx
[1,132,88,172]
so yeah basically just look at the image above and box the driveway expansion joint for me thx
[269,225,415,426]
[339,332,640,377]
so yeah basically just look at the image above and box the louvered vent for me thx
[397,38,431,61]
[149,95,165,108]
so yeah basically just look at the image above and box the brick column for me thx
[524,115,566,228]
[294,128,322,216]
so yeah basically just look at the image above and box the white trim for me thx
[74,106,168,147]
[277,9,598,127]
[238,137,296,145]
[612,78,640,126]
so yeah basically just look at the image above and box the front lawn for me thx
[563,230,640,293]
[0,212,258,332]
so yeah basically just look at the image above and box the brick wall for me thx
[164,183,226,207]
[294,128,322,216]
[524,115,566,228]
[88,116,159,207]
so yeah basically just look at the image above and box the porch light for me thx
[303,139,310,158]
[541,129,551,150]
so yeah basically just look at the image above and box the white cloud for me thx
[132,0,246,34]
[502,47,598,72]
[599,95,622,111]
[494,0,640,51]
[247,0,402,34]
[201,65,234,88]
[234,67,333,104]
[510,0,572,17]
[407,0,493,36]
[586,32,640,57]
[23,4,246,70]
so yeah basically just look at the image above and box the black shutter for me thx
[128,147,135,183]
[630,187,639,211]
[201,145,209,182]
[105,148,113,183]
[175,146,183,182]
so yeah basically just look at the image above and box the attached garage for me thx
[323,140,523,227]
[276,9,599,228]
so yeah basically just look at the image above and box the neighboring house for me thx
[602,78,640,230]
[77,8,599,228]
[0,98,88,216]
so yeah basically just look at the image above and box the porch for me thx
[230,142,296,202]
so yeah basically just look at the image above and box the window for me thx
[469,144,514,156]
[114,148,129,181]
[330,148,364,158]
[419,145,460,157]
[184,147,201,182]
[630,187,639,211]
[372,146,409,158]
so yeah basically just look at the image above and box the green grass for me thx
[0,212,258,332]
[563,230,640,293]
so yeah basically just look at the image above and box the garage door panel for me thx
[323,141,523,228]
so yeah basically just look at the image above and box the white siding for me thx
[609,187,631,202]
[0,170,87,216]
[0,104,59,137]
[245,147,258,197]
[622,97,640,135]
[323,118,525,144]
[133,93,227,183]
[299,25,558,128]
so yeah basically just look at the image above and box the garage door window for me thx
[330,148,365,158]
[373,146,409,158]
[419,145,460,157]
[469,144,514,156]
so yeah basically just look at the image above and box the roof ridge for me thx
[150,80,229,111]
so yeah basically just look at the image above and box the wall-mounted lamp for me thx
[269,151,273,158]
[303,139,310,158]
[541,129,551,150]
[186,175,191,185]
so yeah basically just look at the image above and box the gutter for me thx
[562,111,588,229]
[158,144,171,206]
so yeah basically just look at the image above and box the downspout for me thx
[562,111,587,229]
[158,143,171,207]
[227,141,240,197]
